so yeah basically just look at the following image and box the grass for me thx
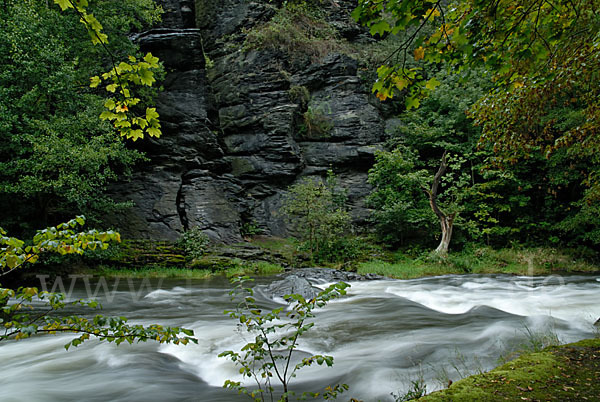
[357,246,600,279]
[417,338,600,401]
[90,266,213,279]
[249,236,301,265]
[85,260,285,279]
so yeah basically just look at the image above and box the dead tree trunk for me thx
[423,151,456,257]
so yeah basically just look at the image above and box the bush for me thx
[282,172,352,263]
[178,227,211,259]
[243,2,342,62]
[299,105,333,139]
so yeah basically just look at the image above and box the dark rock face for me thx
[113,0,387,242]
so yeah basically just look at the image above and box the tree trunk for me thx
[434,213,455,256]
[423,151,456,257]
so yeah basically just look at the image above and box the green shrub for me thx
[243,2,342,62]
[299,105,333,139]
[282,172,352,263]
[288,85,310,108]
[178,227,211,259]
[240,220,262,237]
[220,277,350,401]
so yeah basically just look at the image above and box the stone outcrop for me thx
[112,0,389,242]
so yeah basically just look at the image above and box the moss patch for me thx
[418,339,600,401]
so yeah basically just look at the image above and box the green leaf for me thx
[370,20,391,36]
[104,99,116,110]
[53,0,74,11]
[145,107,159,121]
[425,77,441,91]
[143,52,160,68]
[146,126,161,138]
[405,96,420,110]
[139,69,155,86]
[90,76,101,88]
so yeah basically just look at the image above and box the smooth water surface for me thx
[0,274,598,401]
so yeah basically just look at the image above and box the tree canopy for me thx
[0,0,163,231]
[355,0,600,249]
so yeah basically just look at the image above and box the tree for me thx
[0,0,163,230]
[368,148,471,255]
[282,173,352,262]
[367,148,436,246]
[354,0,600,247]
[0,217,196,346]
[0,0,195,348]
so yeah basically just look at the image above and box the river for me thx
[0,273,598,401]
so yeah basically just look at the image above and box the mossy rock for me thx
[108,239,186,268]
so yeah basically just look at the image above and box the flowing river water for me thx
[1,273,598,401]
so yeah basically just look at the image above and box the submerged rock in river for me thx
[265,275,319,299]
[291,267,385,283]
[264,268,385,300]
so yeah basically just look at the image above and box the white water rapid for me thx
[0,274,598,401]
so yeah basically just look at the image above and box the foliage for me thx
[178,227,211,260]
[392,378,427,402]
[352,0,599,108]
[288,85,311,109]
[353,0,600,245]
[241,220,264,237]
[282,173,352,262]
[1,216,120,276]
[54,0,163,141]
[0,0,162,229]
[219,276,350,401]
[367,147,435,245]
[367,67,598,248]
[299,105,333,139]
[244,1,343,63]
[0,217,196,347]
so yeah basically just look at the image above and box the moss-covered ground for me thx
[418,338,600,401]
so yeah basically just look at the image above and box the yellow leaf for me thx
[414,46,425,61]
[392,76,408,91]
[426,8,441,18]
[147,126,161,138]
[376,92,388,101]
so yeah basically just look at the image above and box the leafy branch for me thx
[219,276,350,402]
[53,0,162,141]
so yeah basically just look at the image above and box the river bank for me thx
[56,236,600,281]
[417,338,600,401]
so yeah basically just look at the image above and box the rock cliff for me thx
[112,0,389,242]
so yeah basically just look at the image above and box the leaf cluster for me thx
[0,217,197,347]
[0,0,161,227]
